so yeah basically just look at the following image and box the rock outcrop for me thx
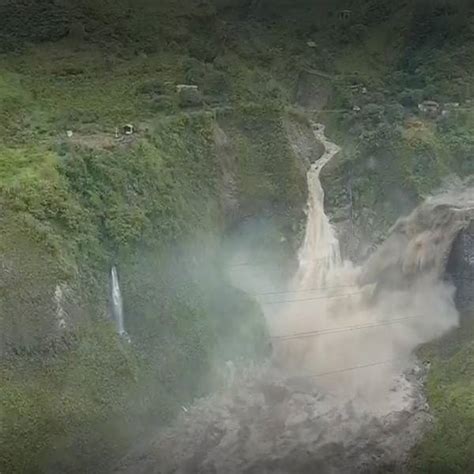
[360,196,474,289]
[447,220,474,312]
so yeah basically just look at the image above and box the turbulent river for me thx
[117,124,474,474]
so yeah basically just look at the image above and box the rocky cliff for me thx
[447,220,474,312]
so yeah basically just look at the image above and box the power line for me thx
[228,255,337,268]
[253,283,359,297]
[229,252,474,270]
[311,358,404,378]
[272,315,420,341]
[261,291,365,306]
[252,272,473,298]
[131,276,472,346]
[243,273,474,298]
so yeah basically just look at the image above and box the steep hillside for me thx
[0,1,473,472]
[0,14,310,472]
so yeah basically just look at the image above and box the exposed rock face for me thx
[295,71,332,111]
[359,197,474,290]
[283,115,324,171]
[446,220,474,311]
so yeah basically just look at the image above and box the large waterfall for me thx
[271,124,464,402]
[294,123,341,289]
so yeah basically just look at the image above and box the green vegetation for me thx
[0,5,309,470]
[0,107,280,471]
[411,317,474,473]
[219,105,306,221]
[0,325,138,474]
[319,0,474,242]
[0,0,473,472]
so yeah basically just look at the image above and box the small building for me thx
[418,100,440,118]
[338,10,352,22]
[176,84,198,93]
[441,102,461,118]
[349,84,367,94]
[123,124,134,135]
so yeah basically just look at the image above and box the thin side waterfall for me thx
[54,284,67,330]
[110,266,126,336]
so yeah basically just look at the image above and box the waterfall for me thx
[294,123,341,290]
[272,123,462,405]
[110,266,126,337]
[54,284,67,330]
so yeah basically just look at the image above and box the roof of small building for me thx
[421,100,440,106]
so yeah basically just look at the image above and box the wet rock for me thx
[446,220,474,311]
